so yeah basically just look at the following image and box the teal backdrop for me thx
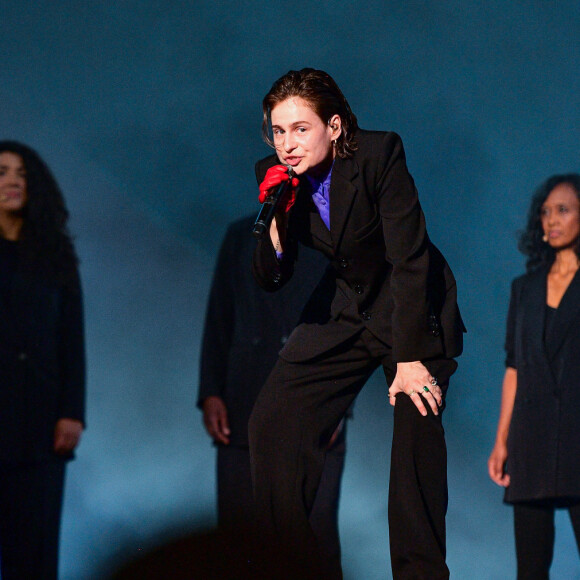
[1,1,579,578]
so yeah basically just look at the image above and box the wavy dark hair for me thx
[518,173,580,273]
[261,68,359,159]
[0,141,79,286]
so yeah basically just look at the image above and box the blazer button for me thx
[338,258,349,269]
[18,352,28,361]
[428,315,440,337]
[354,284,364,295]
[362,311,371,321]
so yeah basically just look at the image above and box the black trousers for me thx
[513,500,580,580]
[0,458,66,580]
[249,329,456,580]
[217,429,346,579]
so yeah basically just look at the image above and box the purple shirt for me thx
[306,163,333,231]
[276,164,333,259]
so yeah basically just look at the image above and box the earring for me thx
[542,234,548,242]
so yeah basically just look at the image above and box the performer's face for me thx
[270,96,341,177]
[541,183,580,250]
[0,152,27,215]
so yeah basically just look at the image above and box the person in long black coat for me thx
[489,174,580,579]
[249,68,464,580]
[198,214,348,577]
[0,141,85,580]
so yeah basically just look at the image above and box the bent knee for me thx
[248,401,278,454]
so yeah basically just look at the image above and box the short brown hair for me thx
[261,68,358,159]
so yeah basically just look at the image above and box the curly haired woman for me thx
[0,141,85,580]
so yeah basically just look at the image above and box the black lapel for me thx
[545,268,580,361]
[518,267,561,385]
[522,268,549,355]
[292,177,332,250]
[328,157,359,251]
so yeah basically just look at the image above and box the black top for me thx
[544,304,557,344]
[0,237,86,463]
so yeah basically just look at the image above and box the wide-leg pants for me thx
[217,428,346,579]
[249,328,456,579]
[0,458,66,580]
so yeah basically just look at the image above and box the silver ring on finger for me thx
[430,377,438,386]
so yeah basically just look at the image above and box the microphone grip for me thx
[252,168,294,240]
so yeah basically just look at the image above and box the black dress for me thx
[504,268,580,503]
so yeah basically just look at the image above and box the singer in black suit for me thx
[0,141,85,580]
[488,174,580,578]
[248,69,464,580]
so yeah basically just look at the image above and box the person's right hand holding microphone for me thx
[258,165,299,251]
[258,165,300,211]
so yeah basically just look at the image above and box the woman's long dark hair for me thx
[262,68,359,159]
[518,173,580,273]
[0,141,78,286]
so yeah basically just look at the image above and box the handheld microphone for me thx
[252,167,295,239]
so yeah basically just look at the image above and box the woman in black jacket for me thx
[0,141,85,580]
[488,174,580,579]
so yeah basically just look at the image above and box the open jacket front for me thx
[253,129,465,365]
[505,267,580,502]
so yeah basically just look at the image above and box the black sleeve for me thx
[375,133,430,361]
[504,278,519,369]
[252,234,297,292]
[251,156,298,292]
[58,269,86,424]
[197,224,237,407]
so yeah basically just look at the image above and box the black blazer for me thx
[0,242,85,463]
[253,130,464,364]
[504,267,580,502]
[198,216,327,446]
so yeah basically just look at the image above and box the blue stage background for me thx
[1,2,579,577]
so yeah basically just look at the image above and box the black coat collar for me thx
[545,267,580,362]
[523,265,580,365]
[328,156,359,252]
[293,155,360,254]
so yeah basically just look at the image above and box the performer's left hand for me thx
[54,418,83,454]
[388,361,442,416]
